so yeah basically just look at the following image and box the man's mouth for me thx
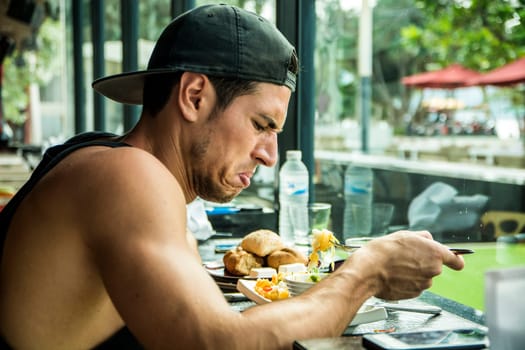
[239,172,252,188]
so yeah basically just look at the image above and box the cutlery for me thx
[331,240,474,255]
[204,261,225,269]
[373,302,442,315]
[447,248,475,255]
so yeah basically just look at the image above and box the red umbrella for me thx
[467,57,525,86]
[402,63,482,89]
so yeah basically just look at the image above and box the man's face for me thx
[190,82,291,203]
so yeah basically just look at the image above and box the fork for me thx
[331,239,474,255]
[330,239,362,251]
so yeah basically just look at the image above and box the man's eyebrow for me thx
[260,114,283,133]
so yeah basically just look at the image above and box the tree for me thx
[398,0,525,135]
[402,0,525,71]
[317,0,524,135]
[315,0,359,123]
[371,0,423,128]
[314,0,423,129]
[1,1,60,144]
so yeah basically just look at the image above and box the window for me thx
[313,0,525,310]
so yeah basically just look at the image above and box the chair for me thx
[480,211,525,238]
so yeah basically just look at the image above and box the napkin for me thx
[187,197,215,240]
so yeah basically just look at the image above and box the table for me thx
[226,291,487,350]
[201,239,488,350]
[295,291,487,349]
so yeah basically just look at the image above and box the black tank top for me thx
[0,132,143,349]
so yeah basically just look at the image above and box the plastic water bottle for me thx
[343,165,373,239]
[279,150,309,246]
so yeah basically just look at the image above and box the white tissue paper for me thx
[187,197,215,240]
[408,182,489,234]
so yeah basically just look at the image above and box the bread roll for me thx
[267,247,307,269]
[223,246,263,276]
[241,229,284,257]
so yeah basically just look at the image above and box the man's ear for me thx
[177,72,215,122]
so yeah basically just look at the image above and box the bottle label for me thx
[344,181,371,195]
[283,181,308,196]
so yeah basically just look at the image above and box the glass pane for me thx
[314,0,525,311]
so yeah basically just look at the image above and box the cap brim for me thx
[92,69,180,105]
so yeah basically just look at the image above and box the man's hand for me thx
[349,230,465,300]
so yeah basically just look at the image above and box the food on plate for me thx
[278,262,307,274]
[240,229,284,257]
[223,246,264,276]
[267,247,307,269]
[307,274,322,283]
[249,267,277,278]
[254,273,290,301]
[0,186,15,212]
[222,229,309,276]
[308,229,339,271]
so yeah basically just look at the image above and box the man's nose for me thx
[254,133,278,167]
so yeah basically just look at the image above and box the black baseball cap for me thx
[92,4,297,105]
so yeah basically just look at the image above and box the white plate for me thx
[284,273,330,286]
[236,279,387,326]
[236,279,272,304]
[349,304,388,326]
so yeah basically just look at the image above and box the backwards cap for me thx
[92,4,297,105]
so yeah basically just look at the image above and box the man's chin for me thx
[201,189,242,204]
[222,190,242,203]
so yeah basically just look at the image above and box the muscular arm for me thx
[79,148,464,350]
[186,228,201,262]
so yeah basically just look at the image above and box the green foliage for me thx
[315,0,360,121]
[393,0,525,136]
[2,18,62,125]
[314,0,524,133]
[402,0,525,72]
[3,57,30,125]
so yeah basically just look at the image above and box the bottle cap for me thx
[286,150,302,160]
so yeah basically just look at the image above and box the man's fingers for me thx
[442,248,465,271]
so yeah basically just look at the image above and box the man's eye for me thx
[253,121,266,131]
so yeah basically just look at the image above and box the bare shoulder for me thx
[66,145,179,192]
[46,145,188,245]
[54,145,181,201]
[65,145,175,184]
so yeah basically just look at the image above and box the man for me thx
[0,4,464,349]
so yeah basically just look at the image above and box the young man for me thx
[0,4,464,349]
